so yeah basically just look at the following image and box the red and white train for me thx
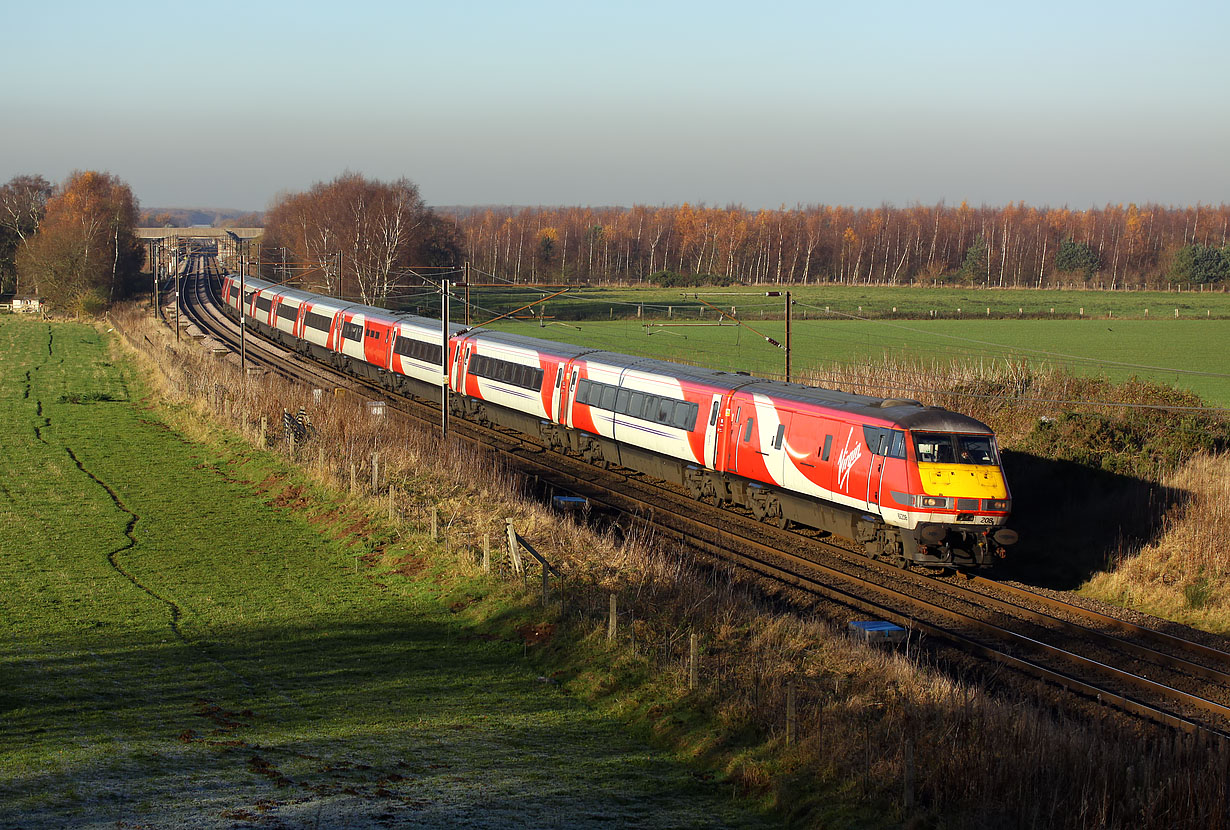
[221,273,1017,568]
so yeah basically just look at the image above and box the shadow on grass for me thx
[0,614,768,829]
[997,450,1187,590]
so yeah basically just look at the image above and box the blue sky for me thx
[2,0,1226,211]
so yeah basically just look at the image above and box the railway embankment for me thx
[0,315,776,829]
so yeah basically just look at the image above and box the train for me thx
[219,272,1017,569]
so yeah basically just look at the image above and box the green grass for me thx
[459,283,1230,324]
[0,316,772,828]
[487,315,1230,407]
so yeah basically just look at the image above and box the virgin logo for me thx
[836,428,862,492]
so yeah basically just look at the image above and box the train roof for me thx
[593,354,994,435]
[224,280,992,435]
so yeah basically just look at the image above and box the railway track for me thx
[172,257,1230,742]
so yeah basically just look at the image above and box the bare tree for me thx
[0,174,52,293]
[265,173,454,305]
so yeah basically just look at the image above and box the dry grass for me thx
[801,355,1230,632]
[1083,452,1230,631]
[106,303,1230,829]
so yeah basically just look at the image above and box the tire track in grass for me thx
[62,445,187,640]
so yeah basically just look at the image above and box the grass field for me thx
[459,283,1230,324]
[0,316,772,828]
[488,315,1230,407]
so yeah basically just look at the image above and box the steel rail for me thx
[967,575,1230,670]
[178,258,1230,740]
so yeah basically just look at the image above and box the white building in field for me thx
[0,295,43,313]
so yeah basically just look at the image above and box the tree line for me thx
[1,171,144,313]
[447,202,1230,289]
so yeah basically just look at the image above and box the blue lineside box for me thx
[848,620,908,645]
[552,495,588,512]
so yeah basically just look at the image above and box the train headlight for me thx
[983,499,1011,512]
[917,496,951,509]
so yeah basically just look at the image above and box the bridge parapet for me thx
[135,227,263,240]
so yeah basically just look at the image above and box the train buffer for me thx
[848,620,908,645]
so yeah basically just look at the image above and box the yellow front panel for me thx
[918,463,1008,499]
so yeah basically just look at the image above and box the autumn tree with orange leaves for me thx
[16,171,143,313]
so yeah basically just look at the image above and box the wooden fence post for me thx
[505,518,523,576]
[431,506,438,541]
[482,533,491,572]
[259,415,267,447]
[608,594,617,641]
[371,452,379,493]
[349,462,356,494]
[689,633,698,690]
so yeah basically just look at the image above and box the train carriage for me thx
[215,272,1015,569]
[448,328,592,441]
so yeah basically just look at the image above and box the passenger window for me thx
[821,434,832,461]
[627,392,645,419]
[773,424,785,449]
[709,400,720,426]
[743,418,755,443]
[555,367,562,388]
[616,388,631,413]
[653,399,669,424]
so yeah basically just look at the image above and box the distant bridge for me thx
[136,228,263,276]
[135,227,263,240]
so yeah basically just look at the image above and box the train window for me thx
[468,352,544,391]
[956,435,998,465]
[709,401,720,426]
[773,424,786,449]
[888,430,906,459]
[743,418,755,443]
[863,426,895,456]
[615,388,631,412]
[626,391,646,419]
[652,398,670,424]
[600,385,618,411]
[254,296,272,312]
[277,303,299,322]
[304,311,332,331]
[675,401,699,431]
[913,432,955,464]
[575,379,592,404]
[821,434,832,461]
[366,328,379,339]
[555,367,563,389]
[394,336,442,365]
[342,322,363,341]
